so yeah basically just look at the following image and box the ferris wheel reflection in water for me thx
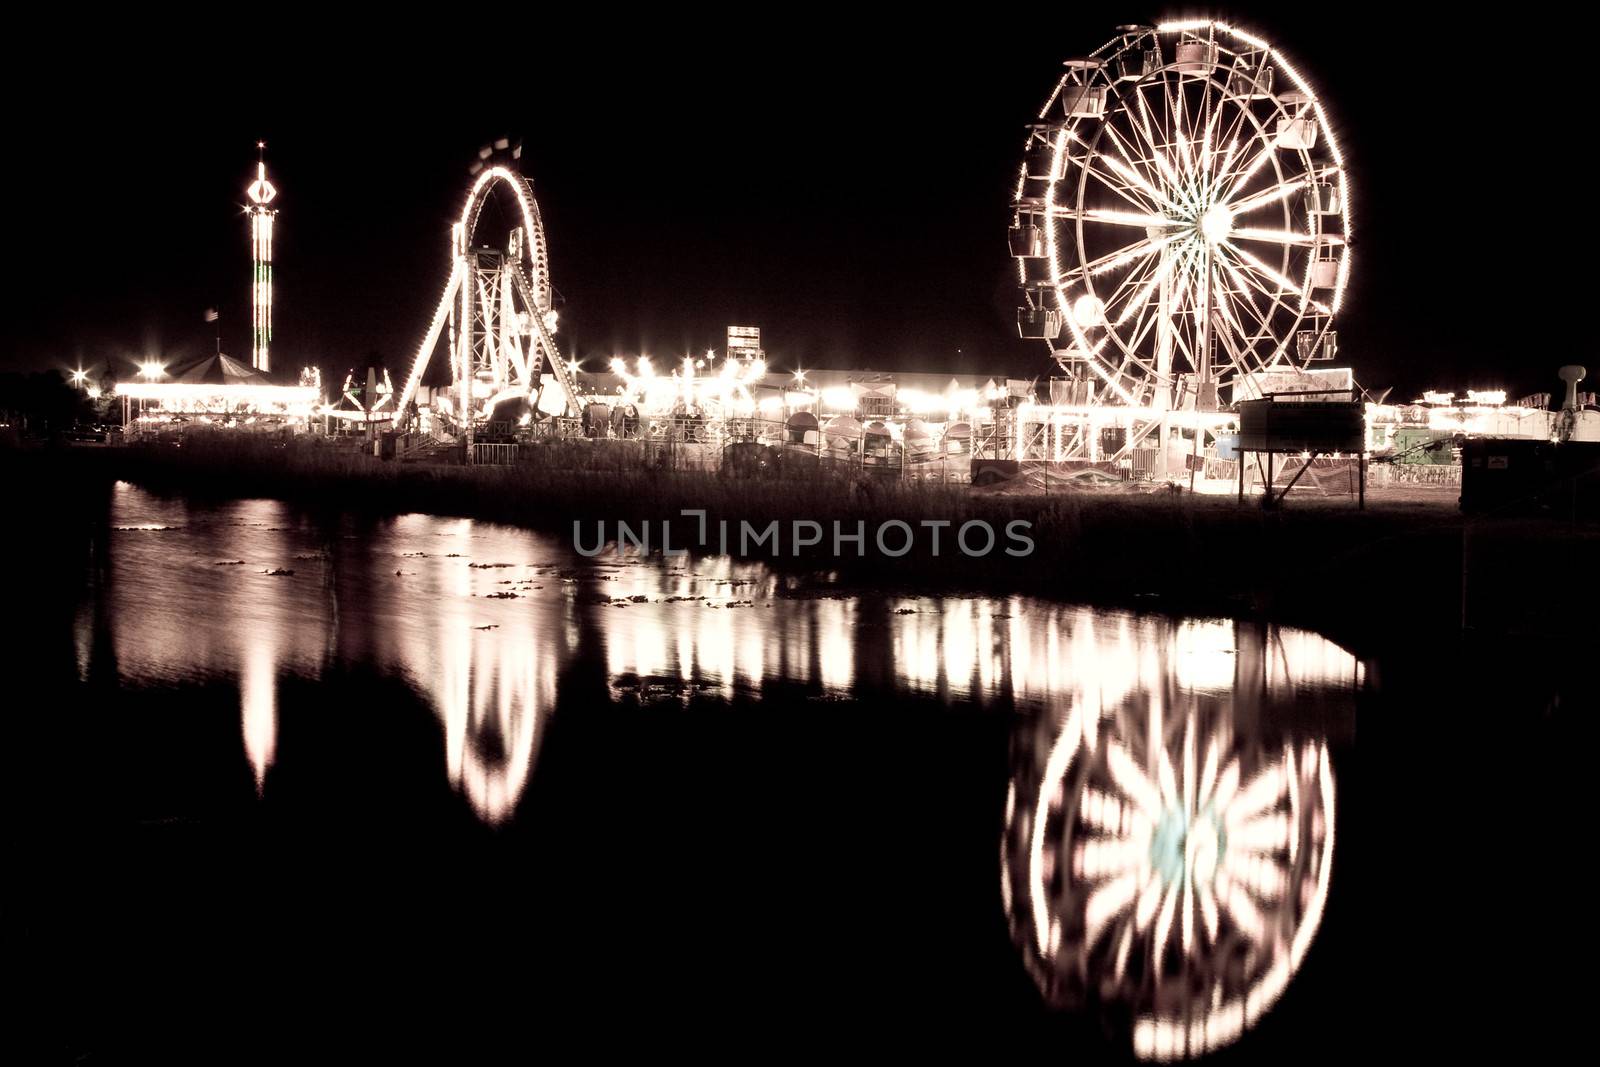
[1000,612,1354,1060]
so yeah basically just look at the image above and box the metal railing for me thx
[471,443,519,465]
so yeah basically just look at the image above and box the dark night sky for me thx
[0,7,1583,400]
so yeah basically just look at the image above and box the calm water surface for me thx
[10,481,1584,1060]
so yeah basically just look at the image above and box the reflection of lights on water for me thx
[380,517,570,825]
[94,483,1359,912]
[241,639,277,792]
[92,493,572,825]
[1001,619,1352,1060]
[1174,620,1238,693]
[893,605,1360,706]
[432,613,555,824]
[595,589,1362,715]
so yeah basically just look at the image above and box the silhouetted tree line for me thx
[0,371,94,440]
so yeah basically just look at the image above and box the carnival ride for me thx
[394,153,581,448]
[1011,20,1351,477]
[1001,616,1353,1059]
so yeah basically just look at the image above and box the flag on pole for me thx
[204,308,219,322]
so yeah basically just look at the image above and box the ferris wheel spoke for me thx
[1215,134,1279,204]
[1213,94,1253,173]
[1170,80,1196,179]
[1210,277,1250,338]
[1214,870,1266,943]
[1209,314,1254,383]
[1122,306,1165,358]
[1128,870,1162,930]
[1157,747,1181,810]
[1171,71,1196,175]
[1230,226,1325,246]
[1102,115,1180,200]
[1057,206,1173,229]
[1132,89,1184,194]
[1198,83,1232,189]
[1084,871,1143,949]
[1228,765,1289,822]
[1106,742,1164,821]
[1210,136,1239,202]
[1077,154,1172,216]
[1222,258,1303,324]
[1078,233,1176,277]
[1152,880,1181,965]
[1215,262,1276,342]
[1223,846,1290,903]
[1228,178,1306,216]
[1197,737,1222,807]
[1110,247,1181,328]
[1099,126,1181,213]
[1075,837,1147,882]
[1229,812,1292,854]
[1168,242,1205,314]
[1080,787,1139,835]
[1112,287,1166,361]
[1089,242,1168,312]
[1196,878,1220,943]
[1224,243,1325,313]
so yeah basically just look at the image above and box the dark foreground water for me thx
[5,481,1587,1061]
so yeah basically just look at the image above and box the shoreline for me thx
[15,438,1594,668]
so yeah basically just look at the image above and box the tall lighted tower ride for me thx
[246,142,278,373]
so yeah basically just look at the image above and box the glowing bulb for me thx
[1072,295,1106,328]
[1200,204,1233,243]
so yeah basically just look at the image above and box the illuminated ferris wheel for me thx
[395,150,580,437]
[1011,21,1351,408]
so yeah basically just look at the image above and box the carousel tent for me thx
[116,352,318,422]
[174,353,272,386]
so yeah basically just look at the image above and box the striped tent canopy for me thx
[174,354,271,386]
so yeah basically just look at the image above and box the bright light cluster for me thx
[116,382,320,421]
[606,354,769,416]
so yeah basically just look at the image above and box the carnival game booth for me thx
[115,354,321,436]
